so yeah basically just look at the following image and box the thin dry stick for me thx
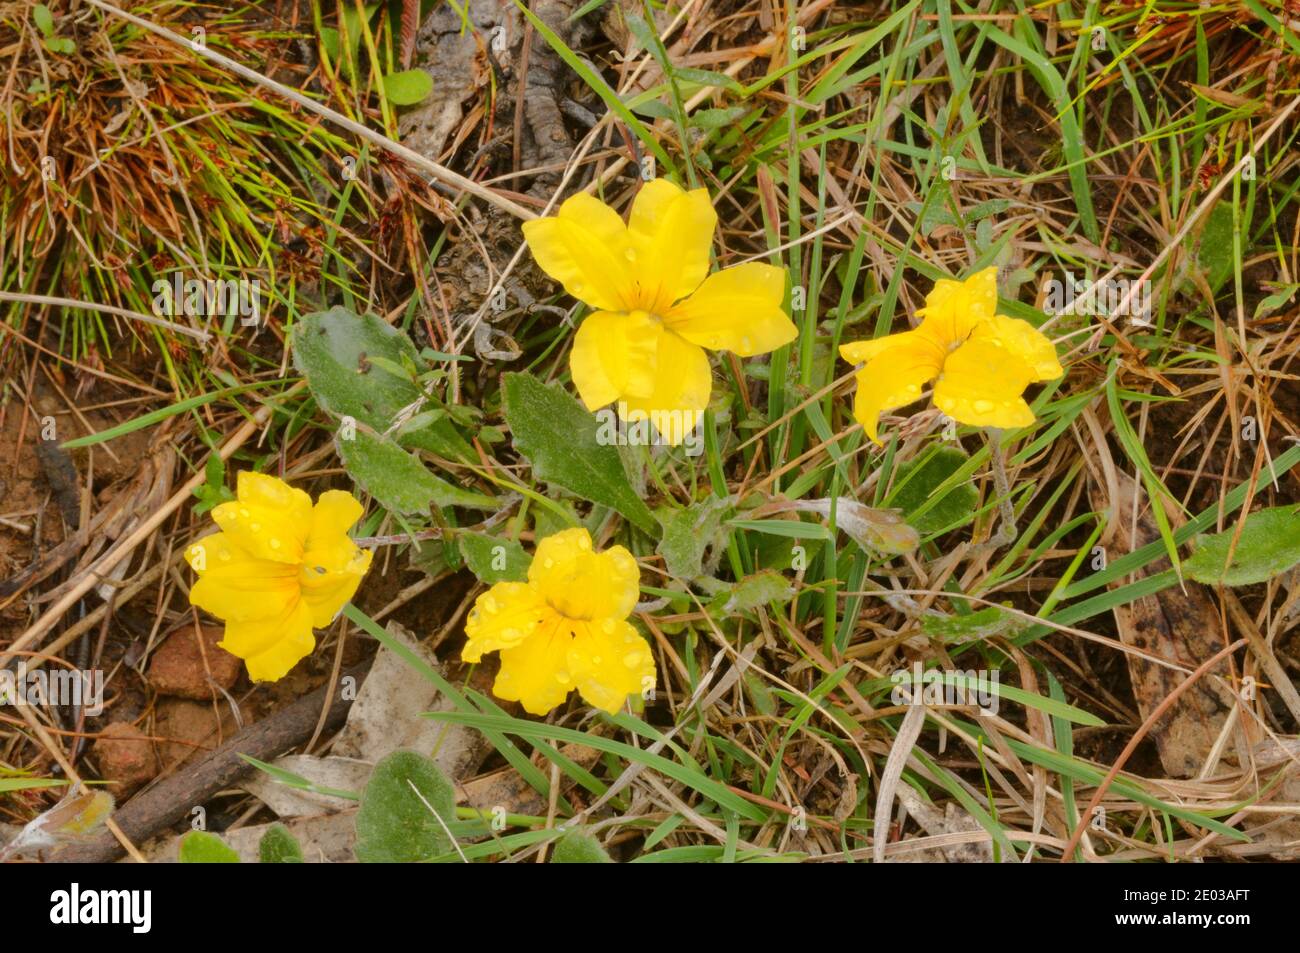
[1059,638,1247,862]
[83,0,536,221]
[0,291,211,342]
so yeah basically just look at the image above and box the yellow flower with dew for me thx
[839,267,1064,443]
[522,180,797,444]
[184,472,372,682]
[462,528,655,716]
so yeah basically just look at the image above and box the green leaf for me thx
[292,306,474,462]
[656,497,733,579]
[33,4,54,36]
[1184,506,1300,586]
[887,446,979,533]
[354,750,456,863]
[719,569,795,615]
[501,373,655,532]
[550,828,613,863]
[258,823,304,863]
[179,831,240,863]
[458,531,529,583]
[337,429,494,513]
[383,69,434,105]
[1197,200,1239,294]
[922,605,1020,645]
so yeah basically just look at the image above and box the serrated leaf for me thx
[336,429,494,513]
[458,531,529,583]
[1184,506,1300,587]
[887,446,979,533]
[501,373,655,532]
[383,69,433,104]
[258,823,304,863]
[656,497,733,579]
[720,570,795,615]
[550,828,613,863]
[354,751,456,863]
[179,831,240,863]
[292,306,474,462]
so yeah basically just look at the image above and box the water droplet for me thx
[572,282,585,294]
[250,522,261,532]
[555,670,570,683]
[577,536,591,551]
[219,551,231,561]
[741,336,753,351]
[502,627,520,641]
[543,558,554,569]
[623,652,643,669]
[269,538,281,550]
[973,399,994,414]
[601,619,616,634]
[625,248,636,261]
[483,596,498,613]
[239,508,250,518]
[591,655,603,665]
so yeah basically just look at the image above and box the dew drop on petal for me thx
[623,652,643,669]
[973,399,994,414]
[269,538,281,550]
[555,670,570,684]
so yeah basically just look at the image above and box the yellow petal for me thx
[916,266,999,345]
[627,180,717,312]
[462,582,551,662]
[307,490,365,545]
[186,532,299,622]
[297,490,371,626]
[300,546,371,627]
[212,472,312,564]
[569,309,661,410]
[219,597,316,682]
[970,313,1063,381]
[568,618,656,714]
[493,617,575,716]
[616,329,711,446]
[528,528,640,621]
[933,338,1036,429]
[521,194,635,312]
[663,263,796,356]
[840,334,903,365]
[850,332,945,444]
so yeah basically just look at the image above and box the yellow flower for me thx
[522,180,797,444]
[462,528,655,716]
[839,267,1064,443]
[184,472,372,682]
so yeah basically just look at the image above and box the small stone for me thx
[153,698,244,771]
[91,722,159,797]
[147,623,241,700]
